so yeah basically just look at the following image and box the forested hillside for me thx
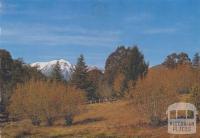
[0,48,200,137]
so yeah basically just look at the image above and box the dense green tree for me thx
[192,53,200,68]
[104,46,148,96]
[177,52,191,65]
[71,55,95,100]
[162,53,178,68]
[50,61,64,82]
[125,47,149,81]
[10,58,44,85]
[163,52,191,68]
[104,46,127,85]
[71,55,88,89]
[0,49,13,111]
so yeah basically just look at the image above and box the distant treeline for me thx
[0,46,200,126]
[1,47,200,105]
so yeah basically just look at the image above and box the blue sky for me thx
[0,0,199,68]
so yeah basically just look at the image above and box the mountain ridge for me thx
[31,59,73,80]
[31,59,100,80]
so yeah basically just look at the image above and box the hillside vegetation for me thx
[1,48,200,138]
[2,100,200,138]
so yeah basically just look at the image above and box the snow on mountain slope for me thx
[31,59,73,80]
[87,66,99,71]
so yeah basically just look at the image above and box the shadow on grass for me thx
[73,117,105,126]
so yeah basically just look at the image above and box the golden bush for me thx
[8,79,86,126]
[129,65,197,125]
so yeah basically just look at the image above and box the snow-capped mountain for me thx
[87,66,99,71]
[31,59,102,80]
[31,59,73,80]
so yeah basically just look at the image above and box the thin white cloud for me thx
[0,24,121,47]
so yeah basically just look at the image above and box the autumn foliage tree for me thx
[113,72,125,97]
[97,81,114,99]
[8,80,85,126]
[87,69,103,99]
[130,63,200,126]
[130,68,178,126]
[190,68,200,113]
[0,49,45,112]
[190,85,200,112]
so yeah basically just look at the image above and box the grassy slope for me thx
[1,100,199,138]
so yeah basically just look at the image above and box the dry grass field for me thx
[1,100,200,138]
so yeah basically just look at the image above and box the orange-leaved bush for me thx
[129,64,199,126]
[8,79,86,126]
